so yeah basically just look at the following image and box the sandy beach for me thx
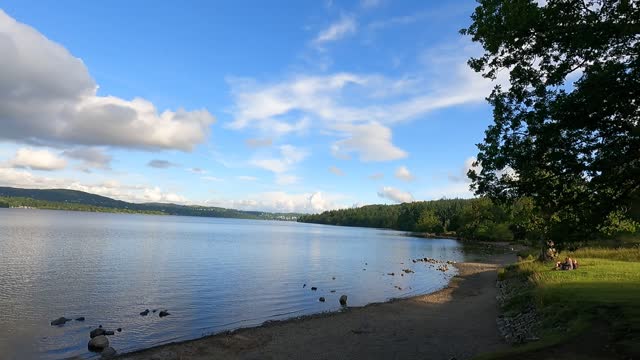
[118,252,515,360]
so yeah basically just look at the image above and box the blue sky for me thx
[0,0,498,213]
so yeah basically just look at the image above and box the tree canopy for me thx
[461,0,639,242]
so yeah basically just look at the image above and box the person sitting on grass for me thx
[556,257,575,270]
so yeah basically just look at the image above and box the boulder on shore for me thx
[339,295,348,306]
[101,346,117,358]
[88,335,109,351]
[50,317,71,326]
[90,328,106,338]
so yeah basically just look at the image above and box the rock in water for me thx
[311,287,317,291]
[319,297,325,302]
[50,317,70,326]
[88,335,109,351]
[159,310,170,317]
[104,330,115,336]
[116,328,122,332]
[75,316,85,321]
[101,347,117,358]
[140,309,150,316]
[339,295,348,306]
[90,328,106,338]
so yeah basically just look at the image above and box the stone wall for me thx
[496,278,540,344]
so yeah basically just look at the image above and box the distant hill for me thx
[0,187,300,220]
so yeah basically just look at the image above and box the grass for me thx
[477,246,640,359]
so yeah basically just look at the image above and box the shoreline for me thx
[117,252,516,360]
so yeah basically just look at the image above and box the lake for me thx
[0,209,464,359]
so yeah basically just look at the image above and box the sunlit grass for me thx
[477,248,640,359]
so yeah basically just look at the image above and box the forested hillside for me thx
[0,187,300,220]
[298,197,638,244]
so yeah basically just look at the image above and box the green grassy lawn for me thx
[479,247,640,359]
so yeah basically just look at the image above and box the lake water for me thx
[0,209,464,359]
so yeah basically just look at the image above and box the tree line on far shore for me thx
[298,197,638,246]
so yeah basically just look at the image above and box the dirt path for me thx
[119,253,515,360]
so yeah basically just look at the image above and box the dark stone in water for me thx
[101,346,117,358]
[104,330,115,336]
[159,310,170,317]
[75,317,85,321]
[332,277,336,280]
[152,309,158,313]
[303,284,306,288]
[116,328,122,332]
[319,297,325,302]
[311,287,317,291]
[330,290,336,293]
[88,335,109,351]
[50,317,71,326]
[90,328,106,338]
[140,309,150,316]
[339,295,348,306]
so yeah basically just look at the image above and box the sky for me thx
[0,0,500,213]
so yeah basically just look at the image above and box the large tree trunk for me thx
[539,239,557,261]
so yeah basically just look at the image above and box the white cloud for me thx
[227,73,366,131]
[377,186,414,203]
[206,191,347,213]
[226,42,501,164]
[275,174,299,185]
[422,182,473,200]
[425,157,479,199]
[395,165,414,181]
[237,175,257,181]
[147,159,178,169]
[0,10,215,151]
[0,167,187,203]
[314,15,357,45]
[62,147,111,170]
[244,138,273,148]
[369,172,384,180]
[250,144,308,173]
[251,159,288,173]
[331,122,407,162]
[9,148,67,171]
[189,167,207,174]
[329,166,344,176]
[201,176,223,182]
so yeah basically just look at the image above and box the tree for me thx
[461,0,640,253]
[416,209,443,233]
